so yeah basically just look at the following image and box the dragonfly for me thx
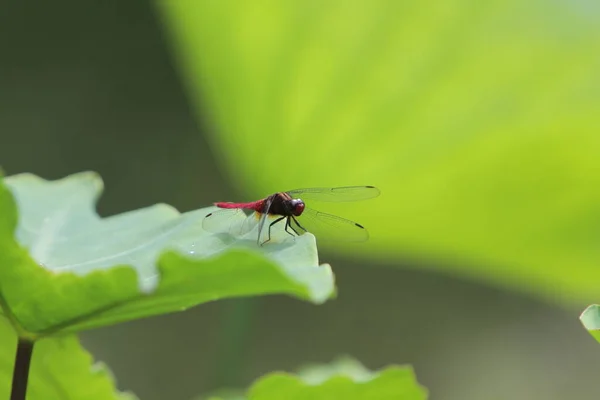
[202,186,380,245]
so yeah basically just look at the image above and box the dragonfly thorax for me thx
[268,193,306,217]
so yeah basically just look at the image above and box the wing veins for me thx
[296,208,369,242]
[286,186,380,202]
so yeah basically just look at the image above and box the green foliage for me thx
[0,318,134,400]
[580,305,600,344]
[159,0,600,304]
[198,357,427,400]
[0,172,335,338]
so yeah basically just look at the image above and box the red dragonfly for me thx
[202,186,380,245]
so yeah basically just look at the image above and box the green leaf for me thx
[0,172,335,338]
[195,357,427,400]
[0,317,135,399]
[159,0,600,303]
[580,305,600,344]
[293,356,391,384]
[194,389,245,400]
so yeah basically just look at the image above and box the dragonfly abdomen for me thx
[215,200,265,212]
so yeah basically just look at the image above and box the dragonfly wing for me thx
[202,208,260,237]
[256,196,275,244]
[292,207,369,242]
[286,186,380,202]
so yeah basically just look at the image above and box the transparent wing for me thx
[202,208,260,237]
[256,196,275,244]
[285,186,380,202]
[291,208,369,242]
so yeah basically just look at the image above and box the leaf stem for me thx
[11,339,34,400]
[213,298,258,389]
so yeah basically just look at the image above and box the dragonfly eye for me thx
[292,200,305,216]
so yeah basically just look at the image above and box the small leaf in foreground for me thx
[294,355,383,384]
[0,171,335,337]
[199,357,427,400]
[194,388,245,400]
[250,357,427,400]
[579,305,600,344]
[0,317,135,400]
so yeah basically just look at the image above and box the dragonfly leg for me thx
[284,217,299,237]
[260,216,285,246]
[291,216,308,233]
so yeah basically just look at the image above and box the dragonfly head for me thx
[289,199,305,216]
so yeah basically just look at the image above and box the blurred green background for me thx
[2,1,600,399]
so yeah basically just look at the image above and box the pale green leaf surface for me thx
[159,0,600,303]
[0,172,334,337]
[579,305,600,344]
[0,317,135,400]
